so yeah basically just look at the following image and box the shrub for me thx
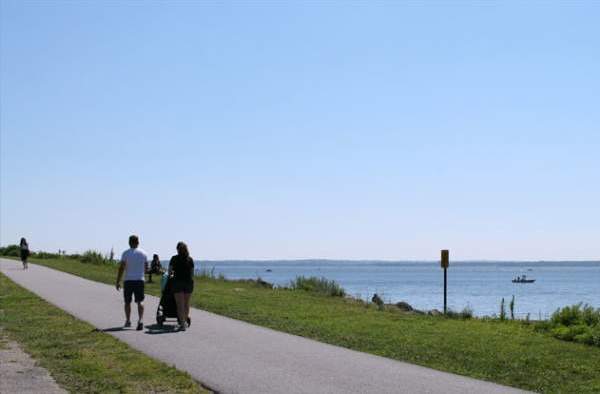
[591,325,600,346]
[81,250,109,265]
[289,276,345,297]
[460,306,474,319]
[533,320,552,332]
[196,267,272,288]
[573,329,594,346]
[552,304,582,327]
[0,244,20,257]
[443,307,473,320]
[551,303,600,327]
[581,304,600,327]
[551,325,585,341]
[535,304,600,347]
[33,251,61,259]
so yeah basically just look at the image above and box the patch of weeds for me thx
[288,276,345,297]
[81,250,112,265]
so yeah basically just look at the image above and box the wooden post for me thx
[444,267,447,314]
[441,250,449,314]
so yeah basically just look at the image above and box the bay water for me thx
[188,260,600,318]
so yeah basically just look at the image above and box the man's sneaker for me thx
[136,322,144,331]
[124,321,131,328]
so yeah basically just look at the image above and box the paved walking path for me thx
[0,259,528,394]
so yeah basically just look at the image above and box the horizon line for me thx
[194,258,600,263]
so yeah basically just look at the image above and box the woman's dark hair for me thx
[20,238,27,246]
[176,242,189,259]
[153,254,159,260]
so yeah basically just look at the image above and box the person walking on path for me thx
[19,238,30,270]
[115,235,148,331]
[169,242,194,331]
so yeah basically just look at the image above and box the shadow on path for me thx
[94,327,129,332]
[94,324,178,334]
[145,323,178,335]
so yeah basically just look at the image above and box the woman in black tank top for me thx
[169,242,194,331]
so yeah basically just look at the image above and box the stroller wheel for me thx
[157,315,165,327]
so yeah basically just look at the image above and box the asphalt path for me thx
[0,258,529,394]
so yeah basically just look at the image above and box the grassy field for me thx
[8,256,600,393]
[0,272,210,394]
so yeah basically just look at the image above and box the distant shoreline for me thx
[196,259,600,264]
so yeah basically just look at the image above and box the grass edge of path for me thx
[0,271,212,394]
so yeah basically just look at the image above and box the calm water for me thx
[186,260,600,318]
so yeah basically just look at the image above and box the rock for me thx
[428,309,442,316]
[256,278,273,288]
[395,301,414,312]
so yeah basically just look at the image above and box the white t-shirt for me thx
[121,248,148,281]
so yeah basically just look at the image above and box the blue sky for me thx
[1,1,599,260]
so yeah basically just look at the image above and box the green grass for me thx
[0,272,210,394]
[12,256,600,393]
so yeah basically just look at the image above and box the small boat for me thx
[512,275,535,283]
[266,269,272,272]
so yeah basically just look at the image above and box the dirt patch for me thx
[0,333,66,394]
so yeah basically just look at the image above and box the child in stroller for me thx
[156,272,192,327]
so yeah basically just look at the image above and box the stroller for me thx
[156,273,191,328]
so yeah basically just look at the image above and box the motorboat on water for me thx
[512,274,536,283]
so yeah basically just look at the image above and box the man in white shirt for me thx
[116,235,148,330]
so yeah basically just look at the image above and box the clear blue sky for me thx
[1,1,599,260]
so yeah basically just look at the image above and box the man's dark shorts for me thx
[124,280,145,303]
[172,280,194,294]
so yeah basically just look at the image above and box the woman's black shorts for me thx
[172,280,194,294]
[20,250,29,261]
